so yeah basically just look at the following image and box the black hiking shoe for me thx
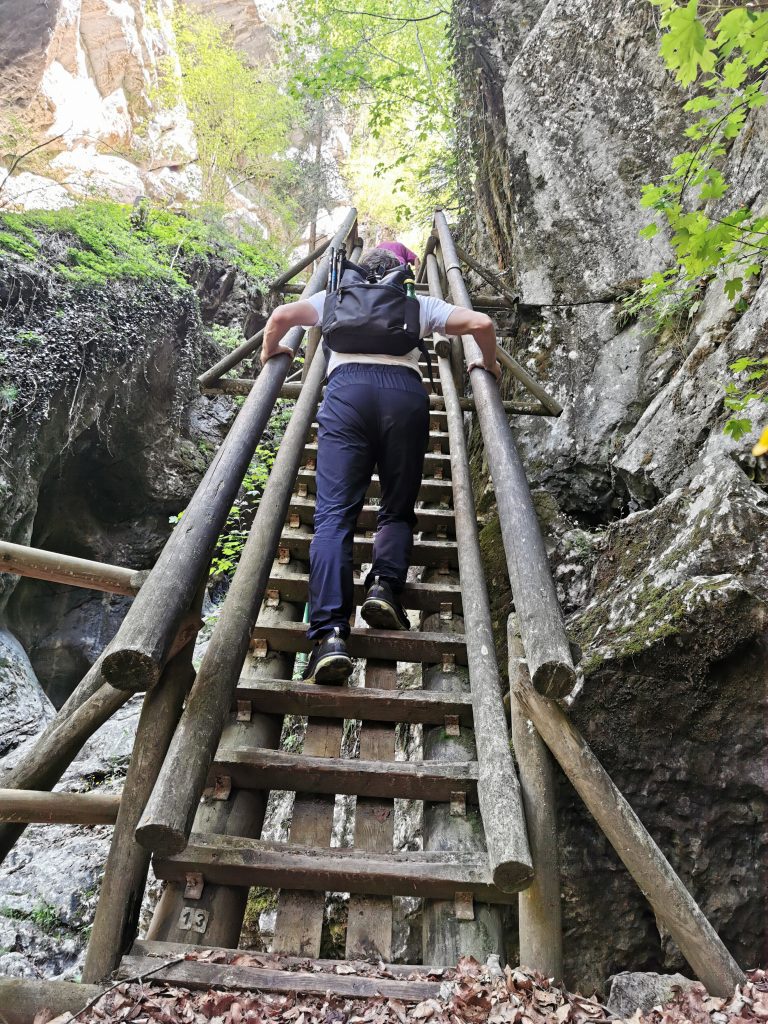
[361,576,410,631]
[302,628,353,685]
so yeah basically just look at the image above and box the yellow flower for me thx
[752,426,768,457]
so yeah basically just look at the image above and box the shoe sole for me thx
[307,653,353,685]
[361,598,409,631]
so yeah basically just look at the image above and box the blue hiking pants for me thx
[307,363,430,641]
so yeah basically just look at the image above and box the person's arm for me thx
[444,308,501,381]
[260,300,320,366]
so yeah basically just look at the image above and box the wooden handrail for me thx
[269,236,333,290]
[433,210,575,698]
[435,335,533,892]
[136,335,331,856]
[0,789,121,825]
[100,208,358,694]
[0,540,143,596]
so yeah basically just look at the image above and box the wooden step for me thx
[264,572,463,615]
[302,444,451,477]
[120,947,444,1002]
[209,748,478,801]
[250,622,467,664]
[287,496,456,535]
[233,677,473,726]
[277,529,459,568]
[308,426,452,455]
[296,469,452,501]
[153,834,519,903]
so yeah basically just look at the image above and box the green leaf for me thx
[683,94,720,112]
[724,277,743,300]
[721,57,748,89]
[724,418,752,440]
[659,0,718,86]
[639,222,659,239]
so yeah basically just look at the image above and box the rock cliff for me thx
[456,0,767,991]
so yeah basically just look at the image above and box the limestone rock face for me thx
[456,0,768,991]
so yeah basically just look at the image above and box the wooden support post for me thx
[494,344,563,417]
[136,344,330,855]
[508,614,745,997]
[0,789,120,825]
[0,612,200,865]
[0,979,104,1024]
[102,210,357,693]
[269,236,333,291]
[436,350,532,892]
[0,540,143,596]
[507,616,563,980]
[453,242,519,307]
[433,211,574,699]
[416,232,437,283]
[82,612,199,983]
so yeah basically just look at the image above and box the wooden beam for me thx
[288,495,456,533]
[436,349,532,893]
[136,331,330,858]
[508,616,563,981]
[453,242,519,307]
[295,467,453,501]
[118,953,443,1002]
[0,979,104,1024]
[0,540,143,596]
[203,378,554,416]
[508,612,745,997]
[269,236,332,290]
[233,677,474,726]
[434,211,575,699]
[250,622,468,665]
[495,344,564,417]
[103,210,358,694]
[209,747,478,803]
[153,834,520,903]
[278,529,458,568]
[0,789,120,825]
[264,571,463,615]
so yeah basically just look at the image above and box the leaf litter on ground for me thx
[37,958,767,1024]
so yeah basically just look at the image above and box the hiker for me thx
[377,236,420,272]
[261,246,500,684]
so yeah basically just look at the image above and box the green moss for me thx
[0,201,282,288]
[242,885,278,937]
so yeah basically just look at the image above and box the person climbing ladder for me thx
[262,245,501,683]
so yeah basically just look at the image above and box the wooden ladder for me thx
[118,342,524,997]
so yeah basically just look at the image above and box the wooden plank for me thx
[210,748,478,801]
[250,622,468,665]
[508,612,745,997]
[233,678,474,726]
[278,530,459,569]
[0,789,120,825]
[295,468,453,501]
[272,716,343,957]
[153,835,519,903]
[0,541,142,596]
[264,573,463,615]
[0,980,104,1024]
[118,954,442,1002]
[307,427,451,454]
[131,939,436,979]
[346,660,397,961]
[287,497,456,534]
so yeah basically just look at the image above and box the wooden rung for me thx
[278,530,459,568]
[302,444,450,476]
[307,426,451,454]
[153,835,520,903]
[287,497,456,535]
[296,468,452,501]
[250,622,467,664]
[265,572,463,614]
[209,748,478,801]
[233,678,473,726]
[119,953,444,1002]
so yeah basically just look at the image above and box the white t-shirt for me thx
[301,291,456,377]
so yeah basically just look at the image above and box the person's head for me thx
[359,247,401,279]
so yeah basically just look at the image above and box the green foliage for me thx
[158,9,297,211]
[210,324,246,352]
[722,355,768,439]
[0,202,280,287]
[629,2,768,319]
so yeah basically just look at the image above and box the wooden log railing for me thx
[0,540,143,596]
[100,208,358,694]
[435,337,532,892]
[507,614,745,997]
[136,338,330,855]
[0,789,121,825]
[433,210,575,698]
[269,236,332,291]
[453,243,519,308]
